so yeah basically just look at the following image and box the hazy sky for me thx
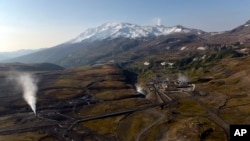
[1,0,250,52]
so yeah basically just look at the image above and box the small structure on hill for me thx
[149,77,195,92]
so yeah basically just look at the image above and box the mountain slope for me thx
[6,33,204,68]
[206,20,250,45]
[5,22,204,67]
[5,20,250,68]
[0,62,64,71]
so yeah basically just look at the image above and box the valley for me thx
[1,58,248,141]
[0,20,250,141]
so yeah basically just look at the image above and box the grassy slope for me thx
[186,55,250,124]
[0,64,152,140]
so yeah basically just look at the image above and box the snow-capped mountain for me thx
[69,22,204,43]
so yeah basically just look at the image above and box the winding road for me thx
[135,110,165,141]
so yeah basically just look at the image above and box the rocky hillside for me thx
[0,64,228,141]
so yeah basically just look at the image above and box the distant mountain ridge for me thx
[0,48,45,61]
[0,55,8,61]
[68,22,205,43]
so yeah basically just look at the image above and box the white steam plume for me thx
[178,73,188,83]
[9,72,38,115]
[135,84,145,95]
[153,17,162,26]
[157,18,161,26]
